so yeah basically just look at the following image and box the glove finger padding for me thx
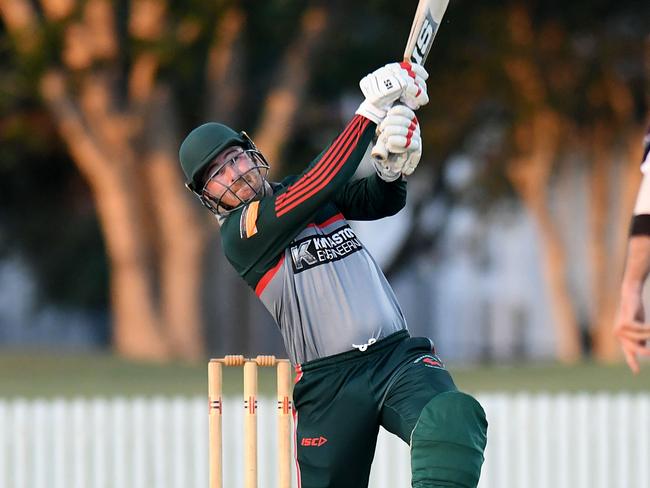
[379,127,421,154]
[388,62,429,110]
[401,147,422,176]
[404,62,429,81]
[386,62,429,83]
[401,79,429,110]
[379,105,418,128]
[372,104,423,178]
[377,105,420,154]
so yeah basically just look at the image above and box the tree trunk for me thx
[143,86,208,361]
[253,6,329,177]
[587,124,613,359]
[507,112,583,363]
[40,71,170,360]
[205,7,246,125]
[528,191,583,363]
[591,127,645,360]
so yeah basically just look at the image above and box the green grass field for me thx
[0,352,648,398]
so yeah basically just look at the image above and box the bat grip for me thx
[371,139,389,163]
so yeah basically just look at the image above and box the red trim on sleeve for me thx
[254,255,284,297]
[275,116,369,216]
[276,116,362,210]
[306,213,345,230]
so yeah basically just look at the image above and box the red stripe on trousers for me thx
[293,409,302,488]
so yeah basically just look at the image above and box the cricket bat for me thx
[371,0,449,162]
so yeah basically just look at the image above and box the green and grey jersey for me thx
[220,115,408,364]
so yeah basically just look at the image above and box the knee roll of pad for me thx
[410,391,487,488]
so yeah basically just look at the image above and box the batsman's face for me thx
[202,146,267,210]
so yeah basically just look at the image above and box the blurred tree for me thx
[499,2,646,362]
[429,1,648,362]
[368,0,647,363]
[0,0,329,360]
[1,0,647,364]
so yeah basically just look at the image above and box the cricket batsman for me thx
[179,62,487,487]
[615,124,650,373]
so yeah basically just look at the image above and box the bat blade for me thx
[403,0,449,65]
[371,0,449,163]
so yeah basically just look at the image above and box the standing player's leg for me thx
[293,362,380,488]
[379,341,487,488]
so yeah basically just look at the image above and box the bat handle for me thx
[371,139,389,163]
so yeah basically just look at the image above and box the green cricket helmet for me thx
[179,122,270,216]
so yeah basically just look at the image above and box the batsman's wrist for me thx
[620,281,644,302]
[356,101,386,125]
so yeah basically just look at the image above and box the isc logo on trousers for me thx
[301,436,328,447]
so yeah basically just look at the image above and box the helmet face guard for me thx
[185,132,270,216]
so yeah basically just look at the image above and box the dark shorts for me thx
[293,330,457,488]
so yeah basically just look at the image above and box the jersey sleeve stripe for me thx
[275,127,356,215]
[275,115,364,209]
[276,126,366,216]
[254,255,284,297]
[275,116,362,209]
[276,117,370,216]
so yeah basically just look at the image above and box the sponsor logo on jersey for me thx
[414,354,445,369]
[300,436,328,447]
[289,224,363,273]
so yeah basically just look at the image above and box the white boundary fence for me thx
[0,393,649,488]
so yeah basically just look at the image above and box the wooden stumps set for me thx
[208,355,293,488]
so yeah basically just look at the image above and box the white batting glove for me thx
[395,62,429,111]
[372,154,402,182]
[371,105,422,180]
[372,144,422,180]
[356,62,429,124]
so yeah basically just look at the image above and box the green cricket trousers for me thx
[292,330,487,488]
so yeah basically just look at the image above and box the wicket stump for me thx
[208,355,293,488]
